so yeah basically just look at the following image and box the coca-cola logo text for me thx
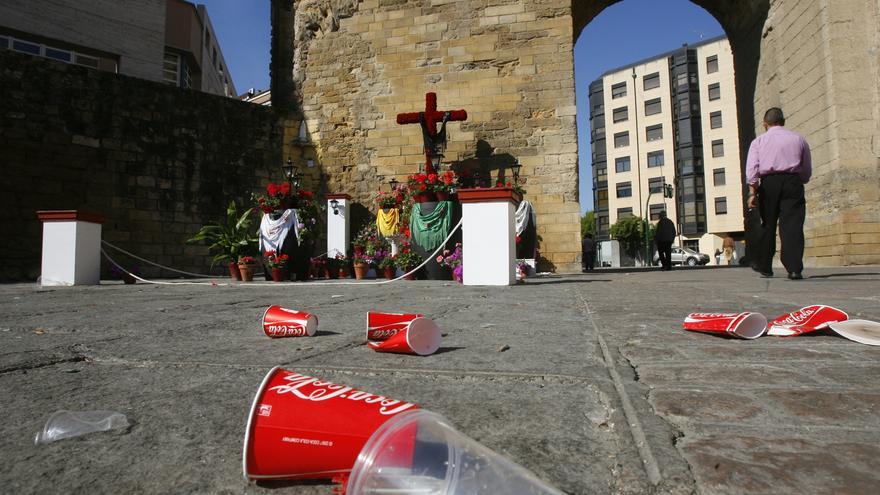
[367,328,401,340]
[268,372,416,415]
[267,324,308,337]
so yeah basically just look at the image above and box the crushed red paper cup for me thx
[683,312,767,339]
[242,367,418,484]
[367,317,441,356]
[366,312,424,342]
[766,305,848,336]
[262,305,317,338]
[827,319,880,346]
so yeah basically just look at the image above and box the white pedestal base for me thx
[459,189,519,286]
[37,210,104,286]
[326,194,351,258]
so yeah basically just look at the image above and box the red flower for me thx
[267,183,278,196]
[279,182,291,196]
[427,173,438,184]
[496,181,503,188]
[506,181,512,187]
[415,173,427,183]
[418,183,426,192]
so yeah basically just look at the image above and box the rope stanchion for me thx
[99,218,463,287]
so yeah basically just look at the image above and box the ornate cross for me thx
[396,92,467,175]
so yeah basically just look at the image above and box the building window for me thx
[711,139,724,157]
[644,98,662,116]
[612,106,628,123]
[597,189,609,209]
[163,52,180,85]
[648,177,664,194]
[646,124,663,141]
[617,207,634,219]
[715,197,728,215]
[643,72,660,90]
[616,182,632,198]
[611,82,627,99]
[706,55,718,74]
[615,156,631,173]
[595,165,607,183]
[708,83,721,101]
[713,168,726,186]
[614,131,629,148]
[647,150,664,168]
[649,203,666,221]
[45,47,72,62]
[75,53,99,68]
[710,111,723,129]
[12,39,41,55]
[0,35,9,49]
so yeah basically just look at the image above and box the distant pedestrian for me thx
[581,232,595,272]
[746,107,812,279]
[714,249,722,265]
[654,211,676,271]
[722,234,736,265]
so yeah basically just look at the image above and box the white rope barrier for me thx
[99,218,463,287]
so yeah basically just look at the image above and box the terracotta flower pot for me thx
[238,263,257,282]
[383,266,396,280]
[325,267,340,279]
[271,267,288,282]
[353,262,369,280]
[228,262,241,281]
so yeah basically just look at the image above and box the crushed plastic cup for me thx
[35,410,129,445]
[682,312,767,339]
[766,305,848,336]
[347,409,565,495]
[242,367,418,482]
[261,305,318,338]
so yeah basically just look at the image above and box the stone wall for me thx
[0,50,282,281]
[754,0,880,266]
[288,0,582,271]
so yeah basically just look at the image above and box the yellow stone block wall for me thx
[290,0,582,272]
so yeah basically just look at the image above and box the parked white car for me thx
[653,247,711,266]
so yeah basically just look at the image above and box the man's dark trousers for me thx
[756,173,805,275]
[657,242,673,270]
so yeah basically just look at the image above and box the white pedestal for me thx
[37,210,104,286]
[326,194,351,258]
[459,188,521,286]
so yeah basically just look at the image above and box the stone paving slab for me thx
[1,267,879,494]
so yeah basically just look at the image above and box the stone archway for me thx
[273,0,879,269]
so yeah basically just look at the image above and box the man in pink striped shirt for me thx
[745,107,812,280]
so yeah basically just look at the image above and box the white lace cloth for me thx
[259,209,300,253]
[515,200,536,236]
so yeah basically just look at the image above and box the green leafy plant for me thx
[186,201,259,266]
[609,216,655,264]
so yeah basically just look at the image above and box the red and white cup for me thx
[366,312,441,356]
[366,312,424,342]
[262,306,317,338]
[242,367,418,484]
[683,312,768,339]
[767,305,848,336]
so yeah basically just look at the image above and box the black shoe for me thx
[750,264,774,278]
[788,272,803,280]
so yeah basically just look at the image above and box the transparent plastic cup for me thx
[347,410,564,494]
[35,410,129,445]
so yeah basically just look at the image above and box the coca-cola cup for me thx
[366,312,424,341]
[261,305,317,338]
[367,319,441,356]
[682,312,767,339]
[242,367,418,482]
[766,305,848,336]
[347,409,565,495]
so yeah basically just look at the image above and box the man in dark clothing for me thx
[654,211,676,271]
[581,233,595,272]
[746,107,812,279]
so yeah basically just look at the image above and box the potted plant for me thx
[326,253,347,279]
[264,251,290,282]
[433,170,457,201]
[253,182,295,217]
[378,255,397,280]
[436,243,463,283]
[186,201,259,280]
[394,242,422,280]
[352,251,370,280]
[238,255,259,282]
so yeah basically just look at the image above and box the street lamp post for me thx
[644,191,654,265]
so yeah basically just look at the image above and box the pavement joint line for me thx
[577,292,663,485]
[644,384,880,393]
[675,421,880,434]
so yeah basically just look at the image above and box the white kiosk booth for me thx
[37,210,105,286]
[458,187,521,286]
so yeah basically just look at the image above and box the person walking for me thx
[581,232,595,272]
[721,234,736,265]
[746,107,812,279]
[654,211,676,271]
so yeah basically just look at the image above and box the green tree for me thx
[580,211,596,238]
[609,216,656,264]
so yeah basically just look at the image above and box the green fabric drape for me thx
[409,201,453,251]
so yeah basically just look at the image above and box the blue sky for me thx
[199,0,723,214]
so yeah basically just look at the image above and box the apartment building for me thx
[589,36,743,261]
[0,0,236,97]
